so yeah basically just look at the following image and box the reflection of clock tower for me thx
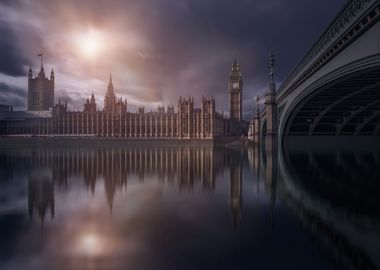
[228,58,242,122]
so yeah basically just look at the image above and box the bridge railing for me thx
[277,0,379,97]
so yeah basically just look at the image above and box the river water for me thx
[0,142,378,270]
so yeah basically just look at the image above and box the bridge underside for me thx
[286,67,380,136]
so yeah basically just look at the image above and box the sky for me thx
[0,0,345,118]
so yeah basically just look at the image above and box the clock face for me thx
[232,82,239,89]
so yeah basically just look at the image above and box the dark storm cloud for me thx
[113,0,346,117]
[155,0,346,77]
[0,82,27,108]
[0,24,29,77]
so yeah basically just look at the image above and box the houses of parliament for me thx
[0,57,244,138]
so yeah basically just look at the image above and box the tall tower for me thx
[27,54,55,111]
[228,58,243,122]
[104,74,116,113]
[265,54,277,136]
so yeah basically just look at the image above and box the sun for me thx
[82,36,98,56]
[76,30,103,59]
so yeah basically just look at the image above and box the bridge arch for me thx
[279,54,380,144]
[272,0,380,147]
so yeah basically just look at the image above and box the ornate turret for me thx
[84,92,97,113]
[28,66,33,79]
[50,68,54,81]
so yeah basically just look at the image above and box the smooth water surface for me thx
[0,142,378,270]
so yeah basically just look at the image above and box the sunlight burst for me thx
[77,30,103,59]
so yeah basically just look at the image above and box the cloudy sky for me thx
[0,0,345,118]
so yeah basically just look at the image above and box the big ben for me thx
[228,58,242,122]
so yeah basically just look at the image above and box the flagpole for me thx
[38,52,43,69]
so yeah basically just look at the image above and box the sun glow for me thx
[76,30,103,59]
[78,233,103,256]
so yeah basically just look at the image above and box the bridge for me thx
[250,0,380,148]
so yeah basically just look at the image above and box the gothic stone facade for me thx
[28,64,55,111]
[50,96,224,139]
[2,59,246,138]
[3,76,225,139]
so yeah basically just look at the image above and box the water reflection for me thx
[1,146,246,227]
[28,170,55,224]
[0,142,378,270]
[228,150,242,228]
[280,143,380,270]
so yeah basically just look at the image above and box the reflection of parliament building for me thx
[8,146,243,227]
[28,170,55,223]
[0,56,244,138]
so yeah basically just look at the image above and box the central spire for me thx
[107,73,114,93]
[104,73,116,113]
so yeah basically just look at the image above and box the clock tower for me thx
[228,58,242,122]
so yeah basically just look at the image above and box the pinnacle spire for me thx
[107,73,114,93]
[269,53,275,83]
[50,68,54,80]
[28,65,33,78]
[232,53,240,71]
[269,53,276,92]
[255,95,260,115]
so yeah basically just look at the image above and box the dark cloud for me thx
[120,0,345,118]
[0,0,22,7]
[0,24,29,77]
[0,82,27,109]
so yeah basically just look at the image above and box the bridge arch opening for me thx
[282,65,380,144]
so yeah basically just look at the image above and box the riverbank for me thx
[0,136,245,147]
